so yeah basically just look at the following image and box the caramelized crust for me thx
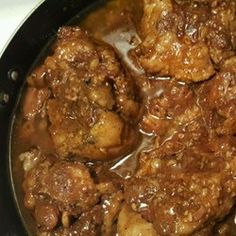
[27,27,140,160]
[137,0,236,82]
[125,116,236,234]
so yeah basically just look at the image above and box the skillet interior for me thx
[0,0,105,235]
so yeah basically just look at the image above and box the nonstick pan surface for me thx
[0,1,104,235]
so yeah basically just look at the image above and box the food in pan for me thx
[13,0,236,235]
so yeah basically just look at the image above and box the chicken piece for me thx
[140,79,201,139]
[137,0,236,82]
[124,121,236,235]
[47,100,138,160]
[23,154,126,235]
[118,204,157,236]
[221,56,236,73]
[51,205,103,236]
[27,26,140,160]
[42,162,98,211]
[97,182,124,235]
[38,182,124,236]
[23,159,99,215]
[23,88,50,120]
[135,55,236,235]
[44,26,140,120]
[198,56,236,135]
[35,202,59,231]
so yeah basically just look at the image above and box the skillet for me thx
[2,1,236,235]
[0,0,105,235]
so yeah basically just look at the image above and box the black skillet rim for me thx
[0,0,105,235]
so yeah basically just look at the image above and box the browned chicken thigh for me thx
[26,27,140,160]
[137,0,236,82]
[22,153,123,235]
[23,157,99,230]
[125,123,236,235]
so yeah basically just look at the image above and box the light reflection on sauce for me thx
[110,135,156,179]
[103,28,143,74]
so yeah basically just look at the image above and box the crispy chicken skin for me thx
[27,27,140,160]
[137,0,236,82]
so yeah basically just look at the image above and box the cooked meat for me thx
[140,79,200,137]
[136,0,236,82]
[23,159,99,215]
[118,204,157,236]
[51,205,103,236]
[27,26,140,160]
[35,202,59,231]
[198,56,236,135]
[124,122,236,235]
[51,183,123,236]
[97,182,123,235]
